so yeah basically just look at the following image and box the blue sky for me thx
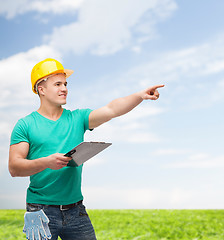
[1,0,224,209]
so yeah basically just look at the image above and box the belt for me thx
[27,200,83,211]
[51,200,83,211]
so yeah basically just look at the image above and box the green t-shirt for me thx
[10,108,92,205]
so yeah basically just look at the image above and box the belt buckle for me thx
[60,205,69,211]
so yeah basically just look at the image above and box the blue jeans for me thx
[26,203,97,240]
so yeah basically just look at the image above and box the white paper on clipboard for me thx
[65,141,112,167]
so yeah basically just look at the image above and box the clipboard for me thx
[64,141,112,167]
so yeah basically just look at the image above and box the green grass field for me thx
[1,209,224,239]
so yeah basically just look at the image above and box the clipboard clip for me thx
[64,149,76,157]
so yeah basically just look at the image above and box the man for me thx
[9,58,164,240]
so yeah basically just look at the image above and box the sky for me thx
[1,0,224,209]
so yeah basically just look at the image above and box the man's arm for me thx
[89,85,164,129]
[9,142,72,177]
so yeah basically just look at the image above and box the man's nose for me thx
[61,84,67,91]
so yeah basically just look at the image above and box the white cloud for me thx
[131,46,142,54]
[0,0,28,19]
[119,105,165,122]
[164,153,224,169]
[153,148,190,156]
[86,121,160,144]
[218,79,224,88]
[84,156,107,167]
[0,45,61,109]
[0,192,26,209]
[0,0,84,19]
[46,0,177,55]
[82,186,224,209]
[85,105,164,144]
[0,122,11,137]
[122,35,224,89]
[0,145,10,174]
[30,0,84,14]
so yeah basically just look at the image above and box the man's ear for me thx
[38,85,45,96]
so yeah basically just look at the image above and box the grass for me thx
[0,209,224,239]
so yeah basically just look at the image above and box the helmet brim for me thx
[64,69,74,78]
[33,69,74,94]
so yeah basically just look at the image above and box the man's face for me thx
[39,73,68,106]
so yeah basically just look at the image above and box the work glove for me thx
[23,209,52,240]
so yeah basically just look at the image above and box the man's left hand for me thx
[140,85,165,100]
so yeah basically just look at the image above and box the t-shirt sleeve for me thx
[79,108,93,132]
[10,119,29,146]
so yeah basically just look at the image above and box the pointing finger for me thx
[151,84,165,90]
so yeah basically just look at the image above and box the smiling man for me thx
[8,58,164,240]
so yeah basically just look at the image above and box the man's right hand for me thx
[9,142,72,177]
[46,153,72,170]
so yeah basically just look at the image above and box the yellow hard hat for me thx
[31,58,74,94]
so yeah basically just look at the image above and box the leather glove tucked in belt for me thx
[23,210,52,240]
